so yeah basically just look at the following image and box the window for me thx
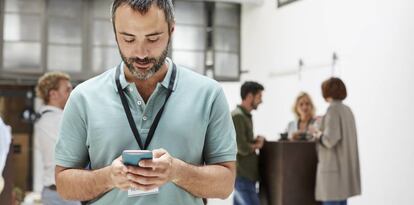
[91,0,120,72]
[212,2,240,81]
[47,0,83,72]
[2,0,44,72]
[173,1,241,81]
[0,0,241,82]
[172,1,206,74]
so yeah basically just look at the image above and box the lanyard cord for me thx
[115,64,176,150]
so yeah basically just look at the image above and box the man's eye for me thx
[124,39,134,43]
[148,37,159,43]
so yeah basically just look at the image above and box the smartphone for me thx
[122,150,153,167]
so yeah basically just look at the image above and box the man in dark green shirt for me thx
[232,81,265,205]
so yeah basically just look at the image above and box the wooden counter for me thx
[259,141,320,205]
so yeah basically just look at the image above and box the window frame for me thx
[0,0,242,83]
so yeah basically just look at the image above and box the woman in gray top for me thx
[311,78,361,205]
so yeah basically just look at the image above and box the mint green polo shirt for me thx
[55,58,237,205]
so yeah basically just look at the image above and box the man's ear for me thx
[48,90,57,100]
[170,23,175,34]
[245,93,253,101]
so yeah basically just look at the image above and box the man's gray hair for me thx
[111,0,175,31]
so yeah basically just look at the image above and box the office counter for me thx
[259,141,321,205]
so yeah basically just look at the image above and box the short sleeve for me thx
[55,89,89,168]
[203,87,237,164]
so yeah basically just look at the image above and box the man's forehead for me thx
[115,3,167,28]
[115,5,168,36]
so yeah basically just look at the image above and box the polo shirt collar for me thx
[40,105,63,113]
[237,105,252,118]
[117,61,129,91]
[159,57,177,91]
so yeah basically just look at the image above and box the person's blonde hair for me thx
[292,92,315,119]
[36,72,70,104]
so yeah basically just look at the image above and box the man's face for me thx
[251,91,263,110]
[114,4,173,80]
[53,79,72,108]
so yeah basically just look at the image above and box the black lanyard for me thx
[115,63,176,150]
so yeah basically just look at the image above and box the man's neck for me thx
[46,102,62,110]
[240,102,252,113]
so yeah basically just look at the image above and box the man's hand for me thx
[124,149,175,191]
[256,135,265,149]
[109,156,130,191]
[251,135,265,150]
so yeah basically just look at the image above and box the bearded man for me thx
[232,81,265,205]
[54,1,237,204]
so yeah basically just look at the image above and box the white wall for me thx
[216,0,414,204]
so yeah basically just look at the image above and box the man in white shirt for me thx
[0,117,12,194]
[34,72,79,205]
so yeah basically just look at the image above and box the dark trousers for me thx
[233,176,260,205]
[322,200,347,205]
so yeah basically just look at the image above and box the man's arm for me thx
[55,156,131,201]
[232,115,254,156]
[55,166,111,201]
[171,159,235,199]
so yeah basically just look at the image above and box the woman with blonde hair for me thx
[285,92,318,141]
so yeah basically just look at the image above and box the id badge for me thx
[128,187,159,197]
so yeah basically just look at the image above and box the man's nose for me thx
[132,44,149,59]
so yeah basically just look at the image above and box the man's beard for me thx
[120,43,169,80]
[251,101,259,110]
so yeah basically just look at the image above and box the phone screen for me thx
[122,150,153,166]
